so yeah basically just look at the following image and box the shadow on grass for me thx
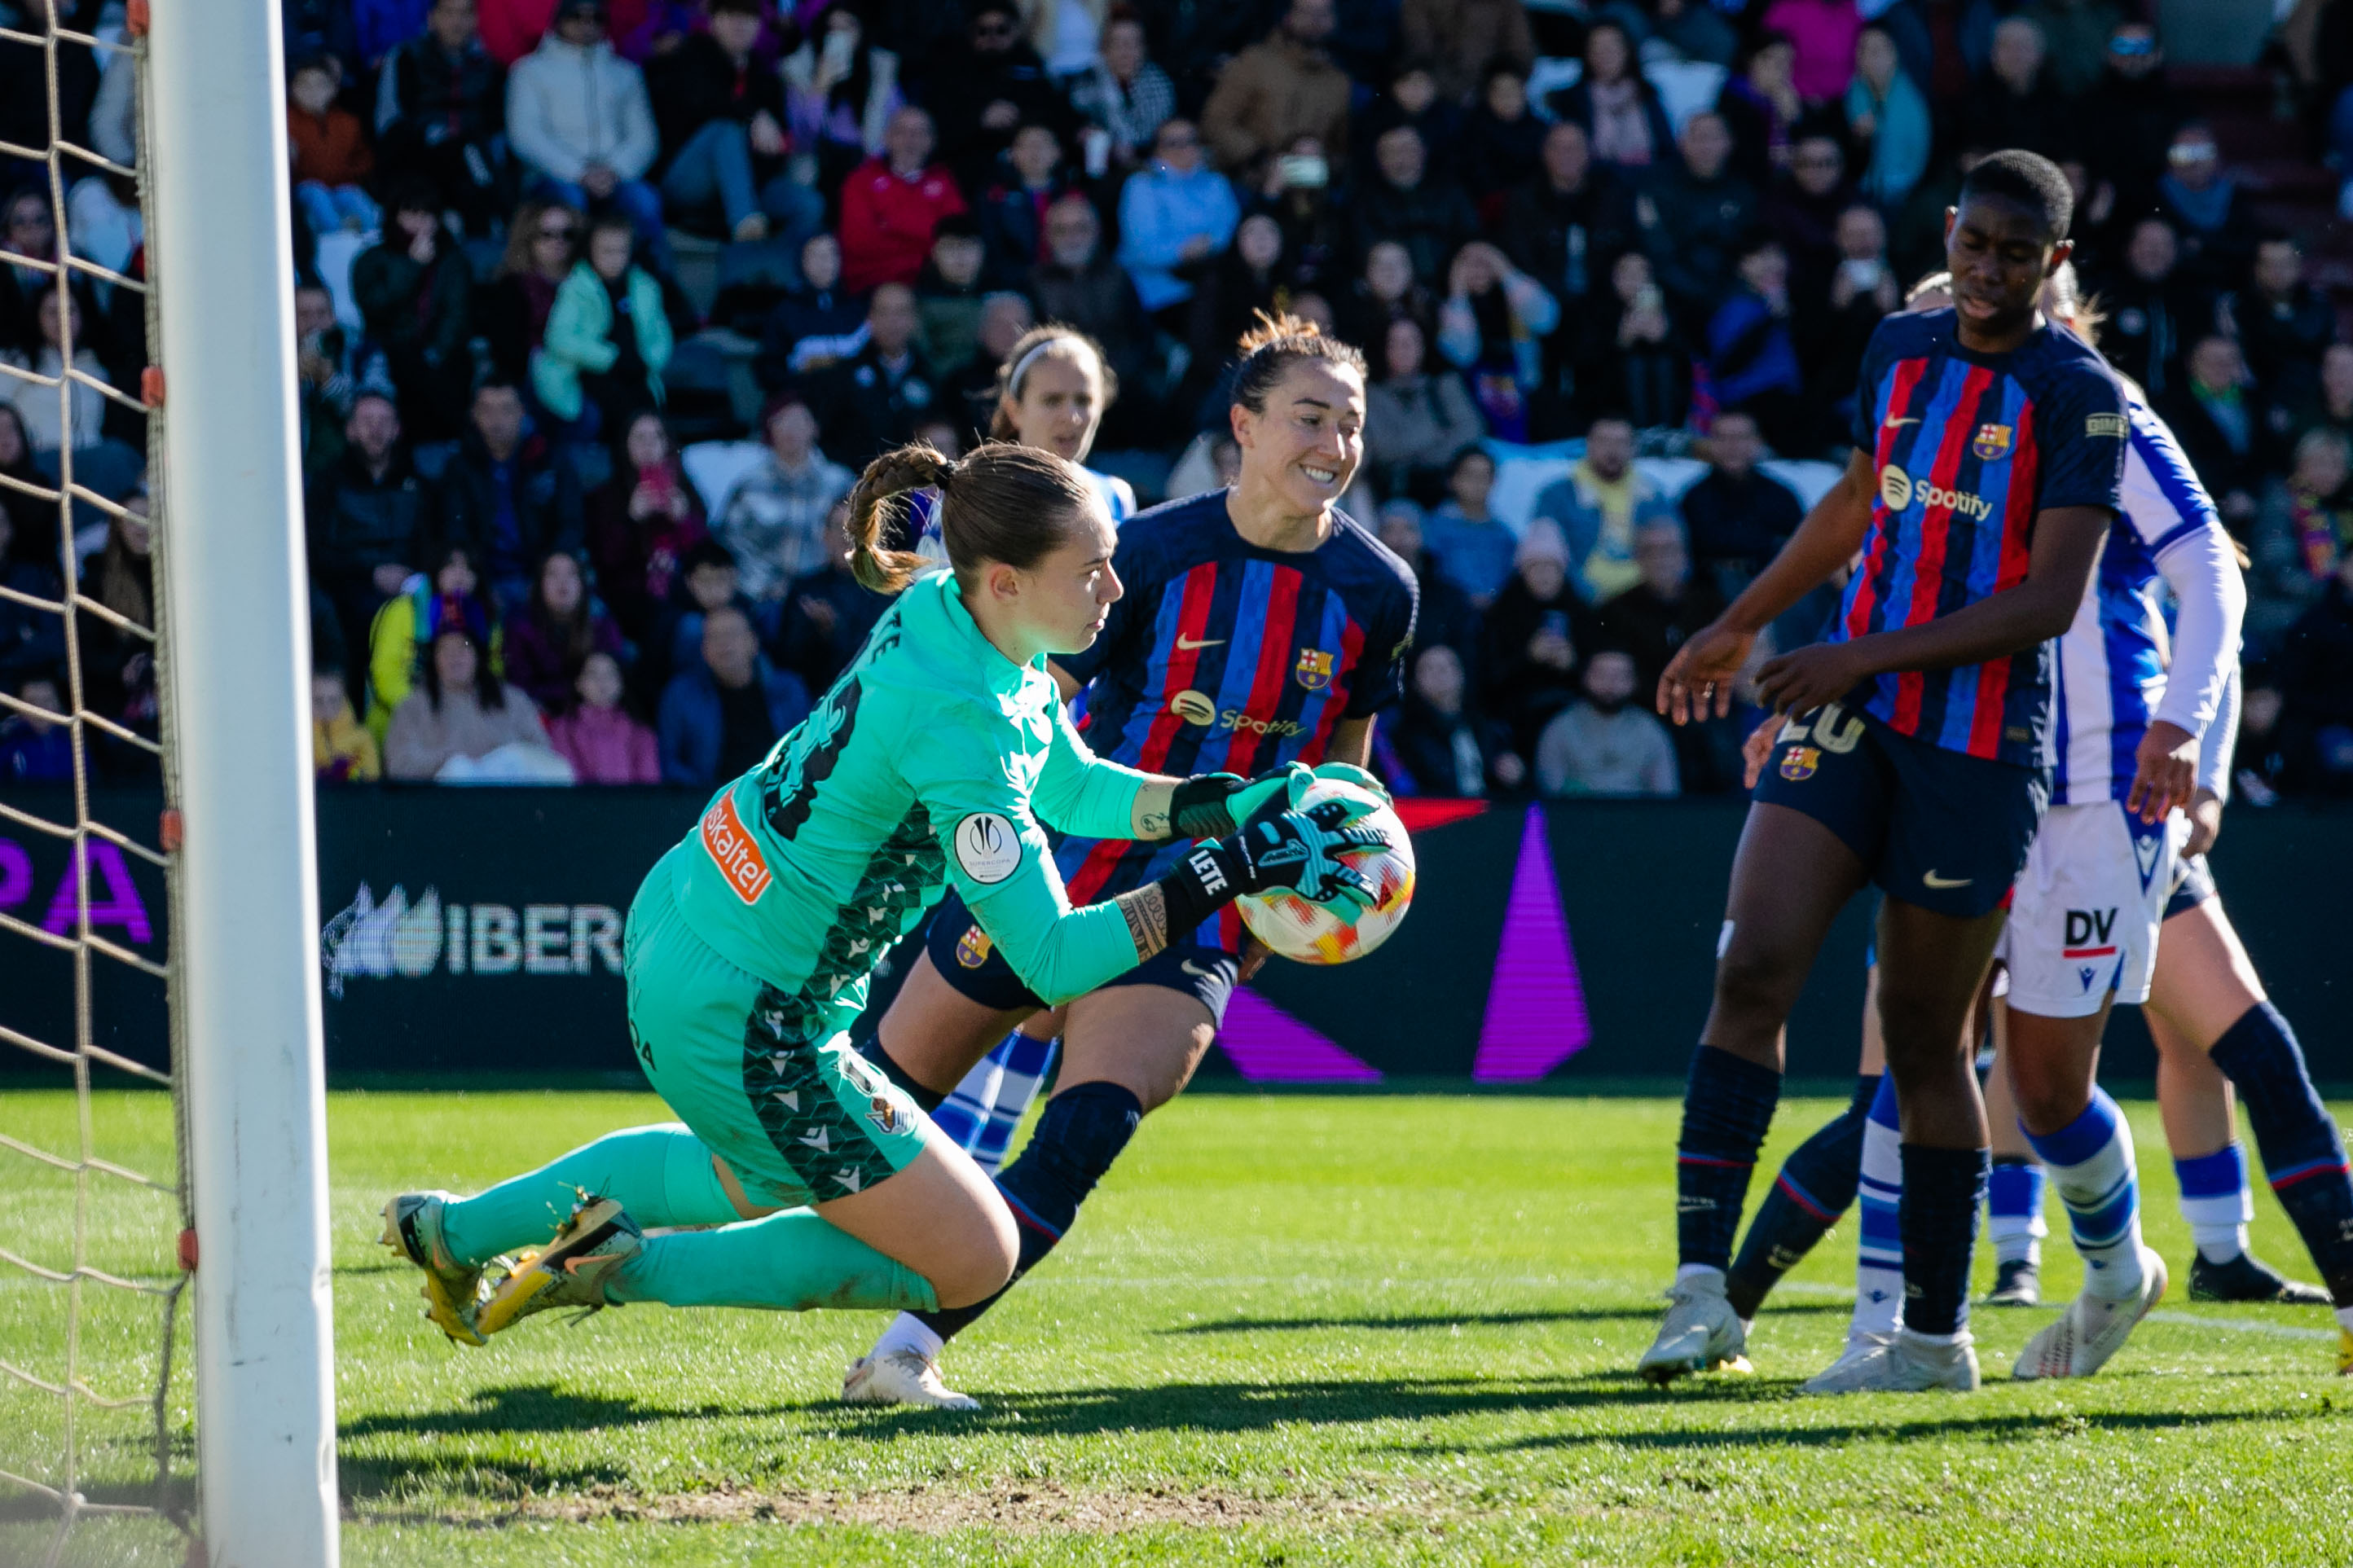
[1162,1304,1853,1335]
[342,1381,797,1443]
[1480,1401,2319,1453]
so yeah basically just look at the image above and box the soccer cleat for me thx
[1636,1276,1753,1385]
[1985,1257,2042,1307]
[842,1349,981,1411]
[2188,1250,2332,1306]
[473,1195,641,1337]
[1801,1329,1979,1395]
[2013,1247,2167,1381]
[380,1191,488,1346]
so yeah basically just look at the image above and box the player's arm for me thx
[1658,447,1876,723]
[1032,701,1315,841]
[1755,503,2109,714]
[2126,519,2245,822]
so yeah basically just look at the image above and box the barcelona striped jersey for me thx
[1053,488,1418,916]
[1836,309,2129,768]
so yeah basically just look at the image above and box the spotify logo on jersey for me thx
[1170,689,1218,727]
[1879,466,1912,511]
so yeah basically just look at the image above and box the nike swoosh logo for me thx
[1175,635,1225,651]
[1884,416,1920,428]
[1180,960,1214,977]
[1922,870,1973,889]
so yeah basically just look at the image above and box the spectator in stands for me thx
[1339,239,1440,357]
[1535,644,1678,796]
[1582,250,1689,432]
[2290,342,2353,457]
[2022,0,2121,97]
[435,379,583,612]
[1251,134,1349,295]
[1068,11,1175,171]
[939,291,1027,437]
[1802,204,1898,420]
[716,393,856,603]
[2155,124,2258,293]
[505,0,662,244]
[2163,332,2264,534]
[2251,428,2353,648]
[294,283,358,480]
[1423,447,1515,606]
[1390,643,1524,797]
[478,198,578,385]
[925,1,1074,189]
[1117,118,1238,324]
[1641,112,1757,323]
[385,624,569,782]
[374,0,508,236]
[2233,237,2335,422]
[311,666,381,783]
[975,123,1073,292]
[1459,68,1546,209]
[1437,240,1557,442]
[366,539,499,735]
[1705,236,1806,455]
[1718,34,1802,187]
[913,217,991,377]
[1961,19,2071,163]
[0,191,57,352]
[1363,58,1462,178]
[807,282,938,466]
[656,601,807,785]
[504,548,622,714]
[1644,0,1739,64]
[838,106,968,295]
[1201,0,1352,173]
[647,0,818,246]
[1366,316,1485,500]
[1547,22,1674,187]
[352,180,474,441]
[477,0,554,65]
[1400,0,1533,107]
[782,2,905,201]
[1031,195,1155,406]
[1844,26,1929,213]
[1482,518,1592,750]
[0,674,72,783]
[0,0,99,188]
[1530,414,1677,604]
[1354,126,1480,286]
[2100,217,2210,398]
[1759,0,1858,103]
[757,231,869,389]
[1599,516,1726,778]
[772,495,890,691]
[1680,410,1801,597]
[1499,121,1630,393]
[309,392,435,663]
[535,212,672,435]
[2083,23,2175,211]
[75,495,156,776]
[585,409,705,647]
[0,291,108,455]
[546,648,659,781]
[288,54,379,235]
[1376,499,1479,661]
[1766,132,1856,305]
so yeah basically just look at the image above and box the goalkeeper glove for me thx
[1307,761,1391,804]
[1153,797,1392,933]
[1166,762,1312,840]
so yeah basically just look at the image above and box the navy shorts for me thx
[1753,700,2049,920]
[2165,852,2217,920]
[923,891,1240,1025]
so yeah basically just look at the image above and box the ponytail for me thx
[846,439,1096,595]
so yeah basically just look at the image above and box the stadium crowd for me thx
[6,0,2353,800]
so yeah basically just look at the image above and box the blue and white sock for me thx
[1986,1157,2047,1267]
[1853,1073,1905,1337]
[932,1028,1060,1175]
[2174,1144,2254,1264]
[2021,1088,2146,1301]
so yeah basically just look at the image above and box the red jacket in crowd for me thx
[837,156,967,295]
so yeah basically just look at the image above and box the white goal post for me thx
[143,0,341,1558]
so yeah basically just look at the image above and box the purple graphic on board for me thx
[1472,806,1590,1081]
[1217,986,1383,1082]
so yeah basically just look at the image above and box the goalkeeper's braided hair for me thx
[846,439,1097,594]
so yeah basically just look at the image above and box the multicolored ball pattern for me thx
[1236,778,1416,965]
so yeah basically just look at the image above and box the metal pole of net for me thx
[0,0,337,1560]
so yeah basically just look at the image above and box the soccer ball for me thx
[1235,777,1415,965]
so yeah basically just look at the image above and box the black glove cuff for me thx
[1168,773,1245,841]
[1154,839,1242,933]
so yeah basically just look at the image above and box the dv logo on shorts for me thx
[954,813,1022,885]
[1779,745,1819,781]
[2065,907,2119,990]
[955,923,993,968]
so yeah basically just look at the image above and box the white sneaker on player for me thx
[1801,1328,1979,1394]
[2012,1246,2167,1381]
[1636,1275,1753,1384]
[842,1348,980,1411]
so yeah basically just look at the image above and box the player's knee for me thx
[2006,1055,2090,1137]
[1713,942,1805,1027]
[928,1206,1018,1309]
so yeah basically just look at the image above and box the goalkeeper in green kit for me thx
[381,439,1388,1359]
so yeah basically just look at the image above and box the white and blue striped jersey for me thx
[2051,393,2244,806]
[1080,464,1138,526]
[913,463,1137,569]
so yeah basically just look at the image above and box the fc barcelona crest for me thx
[1971,423,2014,461]
[1779,745,1820,782]
[1295,648,1335,692]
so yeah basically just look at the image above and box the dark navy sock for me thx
[861,1039,948,1113]
[1727,1074,1878,1318]
[1676,1046,1783,1272]
[1899,1144,1989,1337]
[915,1080,1142,1341]
[2210,1003,2353,1304]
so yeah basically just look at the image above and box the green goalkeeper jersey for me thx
[660,569,1152,1046]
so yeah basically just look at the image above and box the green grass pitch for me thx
[8,1086,2353,1566]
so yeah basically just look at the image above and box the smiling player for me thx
[842,314,1418,1408]
[1638,151,2128,1393]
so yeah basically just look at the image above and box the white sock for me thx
[871,1312,943,1364]
[2175,1144,2254,1264]
[2025,1092,2145,1302]
[1675,1263,1726,1290]
[2191,1222,2250,1265]
[1991,1232,2043,1268]
[1852,1079,1904,1337]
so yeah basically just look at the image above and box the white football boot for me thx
[1636,1274,1753,1384]
[2013,1246,2167,1381]
[842,1348,981,1411]
[1801,1327,1980,1394]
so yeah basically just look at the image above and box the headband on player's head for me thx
[1006,335,1089,400]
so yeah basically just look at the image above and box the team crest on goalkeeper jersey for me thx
[1779,745,1820,782]
[1295,648,1335,691]
[1971,423,2014,461]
